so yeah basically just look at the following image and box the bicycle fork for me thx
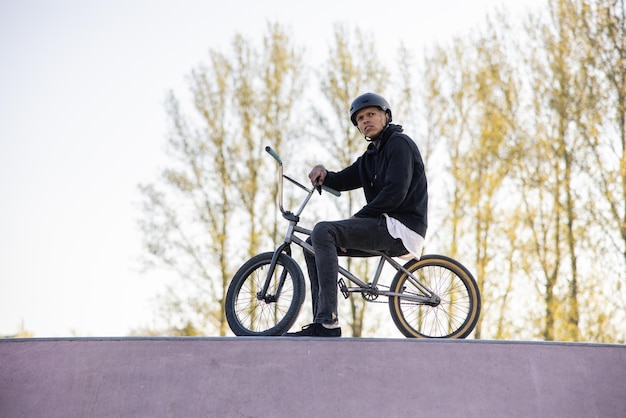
[257,243,292,303]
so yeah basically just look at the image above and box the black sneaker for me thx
[283,323,341,337]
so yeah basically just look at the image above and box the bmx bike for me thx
[225,146,481,338]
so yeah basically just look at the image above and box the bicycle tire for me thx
[388,254,481,338]
[225,252,306,336]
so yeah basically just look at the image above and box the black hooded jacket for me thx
[323,124,428,238]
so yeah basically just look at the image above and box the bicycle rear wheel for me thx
[225,252,305,336]
[388,254,481,338]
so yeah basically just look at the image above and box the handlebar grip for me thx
[265,146,282,164]
[322,185,341,196]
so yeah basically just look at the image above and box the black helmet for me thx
[349,92,392,126]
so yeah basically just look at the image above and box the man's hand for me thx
[308,164,327,186]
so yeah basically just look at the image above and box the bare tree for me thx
[137,23,306,336]
[420,0,625,342]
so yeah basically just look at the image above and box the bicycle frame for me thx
[262,146,439,306]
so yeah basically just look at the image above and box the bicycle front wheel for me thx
[225,252,305,336]
[388,254,481,338]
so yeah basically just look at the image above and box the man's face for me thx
[355,106,388,138]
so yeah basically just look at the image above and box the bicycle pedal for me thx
[337,278,349,299]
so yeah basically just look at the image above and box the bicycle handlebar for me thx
[265,146,282,165]
[265,146,341,197]
[320,184,341,197]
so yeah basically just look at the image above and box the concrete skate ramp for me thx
[1,337,625,417]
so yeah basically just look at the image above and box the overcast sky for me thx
[0,0,544,337]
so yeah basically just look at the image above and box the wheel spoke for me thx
[226,252,305,336]
[389,256,480,338]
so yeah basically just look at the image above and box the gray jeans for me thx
[303,215,408,325]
